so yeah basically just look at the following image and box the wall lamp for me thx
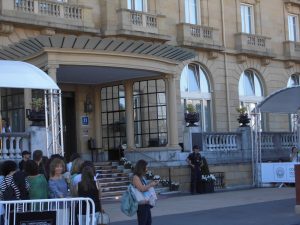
[84,95,93,113]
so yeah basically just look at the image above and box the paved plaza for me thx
[102,187,300,225]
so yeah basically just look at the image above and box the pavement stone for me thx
[102,187,296,223]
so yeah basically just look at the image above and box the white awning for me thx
[256,86,300,113]
[0,60,59,90]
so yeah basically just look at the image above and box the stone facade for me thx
[0,0,298,190]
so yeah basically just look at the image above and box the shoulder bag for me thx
[96,181,110,225]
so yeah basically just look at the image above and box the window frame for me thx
[184,0,201,25]
[180,63,212,132]
[288,14,299,42]
[127,0,148,12]
[240,3,255,34]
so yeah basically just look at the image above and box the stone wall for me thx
[148,162,253,193]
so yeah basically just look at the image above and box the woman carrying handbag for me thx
[77,165,110,225]
[133,160,159,225]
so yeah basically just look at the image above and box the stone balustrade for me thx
[235,33,272,56]
[0,0,94,31]
[202,133,241,151]
[117,9,160,34]
[14,0,82,19]
[0,132,30,160]
[177,23,221,50]
[283,41,300,60]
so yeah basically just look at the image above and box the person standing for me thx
[132,159,159,225]
[77,165,103,224]
[186,145,203,194]
[19,150,31,171]
[25,160,48,200]
[290,146,299,162]
[48,158,69,198]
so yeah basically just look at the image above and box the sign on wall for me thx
[261,162,300,183]
[81,116,89,126]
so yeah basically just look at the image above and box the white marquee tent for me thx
[252,86,300,186]
[0,60,64,157]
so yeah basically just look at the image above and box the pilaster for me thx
[124,80,135,150]
[165,74,179,148]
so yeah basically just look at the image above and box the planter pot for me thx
[171,184,179,191]
[26,109,45,126]
[184,112,200,127]
[203,181,215,193]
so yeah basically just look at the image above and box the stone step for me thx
[98,177,129,183]
[101,185,128,192]
[99,180,130,187]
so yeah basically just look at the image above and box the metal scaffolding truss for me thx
[44,89,64,157]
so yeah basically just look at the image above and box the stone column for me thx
[124,80,135,150]
[94,86,102,148]
[166,74,179,148]
[46,64,59,83]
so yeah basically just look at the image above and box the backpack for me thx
[120,184,138,217]
[3,179,17,201]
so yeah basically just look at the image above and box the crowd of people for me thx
[0,150,103,224]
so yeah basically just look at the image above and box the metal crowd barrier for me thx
[0,197,95,225]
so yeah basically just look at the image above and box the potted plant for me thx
[237,107,251,127]
[184,104,199,127]
[26,97,45,125]
[201,174,216,193]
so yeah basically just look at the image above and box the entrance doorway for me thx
[62,92,77,161]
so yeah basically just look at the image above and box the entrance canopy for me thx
[256,86,300,113]
[0,60,59,90]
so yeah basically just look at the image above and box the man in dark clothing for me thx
[19,150,31,171]
[186,145,203,194]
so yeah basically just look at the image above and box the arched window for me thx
[239,70,263,112]
[180,63,212,131]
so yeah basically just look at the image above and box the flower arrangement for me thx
[201,174,216,182]
[119,157,133,169]
[144,170,154,180]
[159,178,180,191]
[31,97,44,112]
[236,107,250,127]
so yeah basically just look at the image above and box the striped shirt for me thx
[0,174,29,200]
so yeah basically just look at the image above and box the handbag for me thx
[96,181,110,225]
[97,211,110,225]
[132,186,146,203]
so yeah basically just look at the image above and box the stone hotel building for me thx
[0,0,299,190]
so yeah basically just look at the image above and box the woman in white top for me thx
[290,146,298,162]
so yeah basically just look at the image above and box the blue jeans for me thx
[137,204,152,225]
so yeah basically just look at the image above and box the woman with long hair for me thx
[77,165,102,224]
[133,159,159,225]
[48,158,69,198]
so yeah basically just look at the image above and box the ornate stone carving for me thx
[208,51,219,59]
[261,58,271,66]
[41,28,56,36]
[285,61,295,68]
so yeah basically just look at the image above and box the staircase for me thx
[94,161,131,200]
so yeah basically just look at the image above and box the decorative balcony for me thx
[283,41,300,60]
[235,33,273,57]
[116,9,170,42]
[0,0,96,32]
[176,23,222,51]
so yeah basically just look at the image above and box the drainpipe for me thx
[221,0,231,131]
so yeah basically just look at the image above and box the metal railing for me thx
[1,197,95,225]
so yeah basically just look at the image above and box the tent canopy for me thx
[256,86,300,113]
[0,60,59,90]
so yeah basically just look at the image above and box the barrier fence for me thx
[0,197,95,225]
